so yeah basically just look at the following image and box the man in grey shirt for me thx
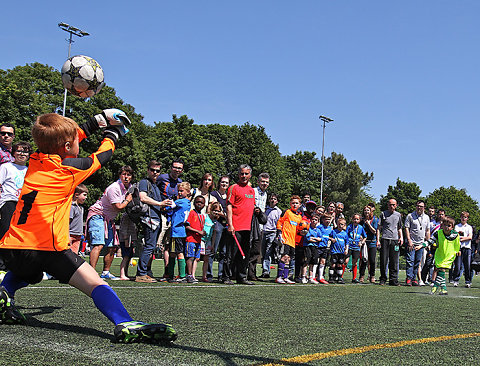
[404,200,431,286]
[376,199,403,286]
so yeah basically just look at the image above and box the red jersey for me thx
[227,183,255,231]
[0,129,115,251]
[186,209,205,244]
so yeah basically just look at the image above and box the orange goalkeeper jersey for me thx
[0,129,115,251]
[276,209,303,248]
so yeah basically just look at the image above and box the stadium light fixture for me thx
[319,115,334,206]
[58,22,90,116]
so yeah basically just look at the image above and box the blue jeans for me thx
[137,223,160,276]
[261,231,277,275]
[405,247,424,280]
[207,221,227,279]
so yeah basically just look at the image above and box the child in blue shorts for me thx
[317,214,334,284]
[165,182,192,283]
[185,196,206,283]
[345,213,367,283]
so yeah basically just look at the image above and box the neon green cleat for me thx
[114,321,177,344]
[0,286,26,325]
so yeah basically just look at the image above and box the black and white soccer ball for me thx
[61,55,105,98]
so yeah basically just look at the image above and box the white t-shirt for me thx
[455,223,473,249]
[0,163,28,207]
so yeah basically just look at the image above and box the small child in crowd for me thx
[185,195,206,283]
[201,202,222,282]
[345,214,367,283]
[317,214,334,284]
[329,217,349,284]
[276,195,303,284]
[69,184,88,255]
[165,181,191,283]
[303,213,322,284]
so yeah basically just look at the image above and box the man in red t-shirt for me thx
[223,164,255,285]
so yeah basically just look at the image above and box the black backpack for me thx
[125,183,149,224]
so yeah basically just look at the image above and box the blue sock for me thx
[91,285,133,325]
[277,262,285,278]
[1,271,29,297]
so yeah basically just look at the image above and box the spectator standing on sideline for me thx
[376,199,403,286]
[136,161,172,283]
[453,212,473,288]
[0,123,15,164]
[209,176,230,281]
[0,142,31,238]
[260,193,282,278]
[87,166,133,280]
[0,123,16,275]
[359,205,379,283]
[223,164,255,285]
[156,159,184,278]
[248,172,270,281]
[69,184,88,255]
[190,173,217,214]
[404,200,430,286]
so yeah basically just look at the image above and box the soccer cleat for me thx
[285,278,295,284]
[352,278,360,284]
[275,277,286,284]
[439,289,448,296]
[319,279,329,285]
[412,280,419,286]
[309,278,319,284]
[418,280,425,287]
[466,283,471,288]
[336,278,345,284]
[0,286,26,325]
[405,279,412,286]
[114,321,177,344]
[301,277,308,284]
[453,281,459,287]
[430,286,438,295]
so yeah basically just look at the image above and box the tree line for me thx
[1,63,478,227]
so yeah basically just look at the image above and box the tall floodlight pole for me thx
[319,115,333,206]
[58,22,90,116]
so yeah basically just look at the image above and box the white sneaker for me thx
[419,280,425,287]
[285,278,295,284]
[466,283,471,288]
[100,271,120,280]
[309,278,319,284]
[453,281,459,287]
[301,277,308,284]
[430,282,435,287]
[275,277,286,284]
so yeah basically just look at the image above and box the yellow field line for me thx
[260,332,480,365]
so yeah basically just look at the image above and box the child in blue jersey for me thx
[201,202,221,282]
[303,214,322,284]
[165,182,191,283]
[345,214,367,283]
[329,218,349,284]
[317,214,334,284]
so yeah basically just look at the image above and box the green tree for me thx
[379,179,423,217]
[426,186,480,228]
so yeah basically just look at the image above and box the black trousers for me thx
[379,238,399,283]
[248,231,263,279]
[359,246,377,278]
[223,230,250,282]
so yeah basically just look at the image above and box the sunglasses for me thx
[15,150,29,155]
[149,168,161,173]
[0,131,14,137]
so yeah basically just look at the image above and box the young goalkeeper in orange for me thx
[0,110,177,344]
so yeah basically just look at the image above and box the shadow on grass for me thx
[169,343,295,366]
[19,306,112,340]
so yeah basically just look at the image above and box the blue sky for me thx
[2,1,479,204]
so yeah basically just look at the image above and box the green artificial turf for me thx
[1,258,479,365]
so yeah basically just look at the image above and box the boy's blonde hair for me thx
[178,181,191,191]
[32,113,78,154]
[74,184,88,195]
